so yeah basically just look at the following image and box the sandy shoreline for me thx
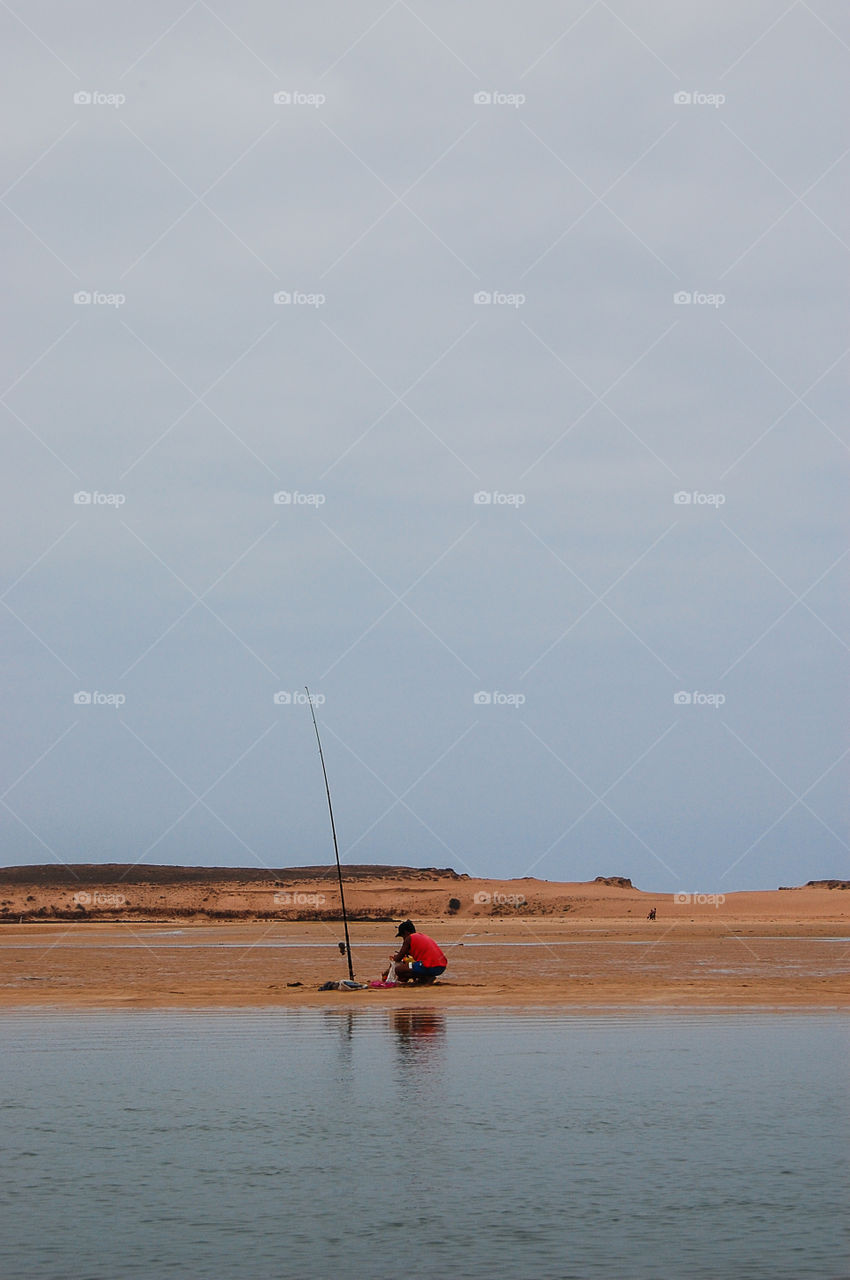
[1,870,847,1010]
[2,913,848,1011]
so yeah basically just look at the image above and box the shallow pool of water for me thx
[1,1009,846,1279]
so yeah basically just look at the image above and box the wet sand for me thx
[1,913,848,1010]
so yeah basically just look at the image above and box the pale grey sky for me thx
[2,0,848,890]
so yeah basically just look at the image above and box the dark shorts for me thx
[410,962,446,983]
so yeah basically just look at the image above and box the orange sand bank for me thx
[0,871,847,1010]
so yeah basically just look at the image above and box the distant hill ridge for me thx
[0,863,468,887]
[778,879,850,891]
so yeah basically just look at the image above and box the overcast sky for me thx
[1,0,847,892]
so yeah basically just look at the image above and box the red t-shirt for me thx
[408,932,447,967]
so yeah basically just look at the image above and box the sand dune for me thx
[2,863,847,925]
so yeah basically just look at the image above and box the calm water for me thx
[1,1010,847,1280]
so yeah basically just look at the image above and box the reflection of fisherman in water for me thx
[391,1009,446,1063]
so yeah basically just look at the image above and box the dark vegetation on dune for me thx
[0,863,467,886]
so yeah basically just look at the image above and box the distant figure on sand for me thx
[384,920,447,984]
[647,908,657,920]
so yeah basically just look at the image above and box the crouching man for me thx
[384,919,447,984]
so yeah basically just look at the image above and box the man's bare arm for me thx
[392,936,411,963]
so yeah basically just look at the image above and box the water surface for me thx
[2,1010,846,1279]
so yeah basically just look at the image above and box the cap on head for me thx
[395,919,415,937]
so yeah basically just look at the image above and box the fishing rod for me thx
[305,687,354,980]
